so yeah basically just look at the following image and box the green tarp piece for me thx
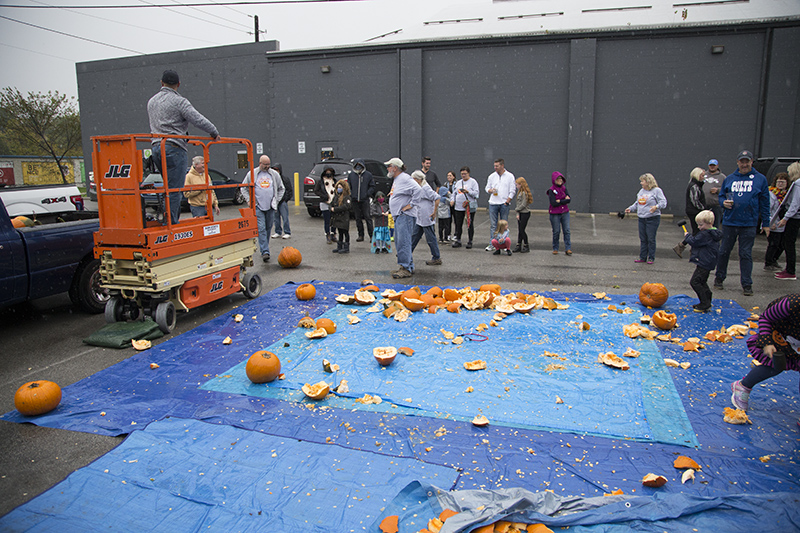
[83,319,164,349]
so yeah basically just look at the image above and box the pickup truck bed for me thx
[0,183,84,219]
[1,198,106,313]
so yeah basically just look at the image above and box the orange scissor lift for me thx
[92,134,262,333]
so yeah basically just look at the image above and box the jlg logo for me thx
[154,234,169,244]
[210,281,225,293]
[104,164,131,178]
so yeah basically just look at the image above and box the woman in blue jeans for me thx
[625,173,667,264]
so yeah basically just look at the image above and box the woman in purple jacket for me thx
[547,171,572,255]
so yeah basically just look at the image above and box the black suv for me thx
[302,158,390,216]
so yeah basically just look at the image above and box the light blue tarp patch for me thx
[0,418,460,533]
[203,299,698,446]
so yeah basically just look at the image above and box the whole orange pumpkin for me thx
[245,350,281,383]
[639,282,669,308]
[277,247,302,268]
[652,310,677,330]
[14,380,62,416]
[295,283,316,300]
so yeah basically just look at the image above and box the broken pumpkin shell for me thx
[472,415,490,427]
[673,456,700,470]
[335,294,354,304]
[398,347,415,356]
[598,352,630,370]
[305,327,328,339]
[353,289,376,305]
[642,473,668,488]
[132,339,151,350]
[297,316,316,328]
[464,360,487,371]
[652,310,678,330]
[301,381,330,400]
[373,346,398,366]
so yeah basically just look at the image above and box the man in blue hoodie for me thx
[714,150,771,296]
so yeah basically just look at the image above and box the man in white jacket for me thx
[242,155,285,262]
[485,158,516,251]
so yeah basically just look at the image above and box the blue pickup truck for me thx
[0,197,107,313]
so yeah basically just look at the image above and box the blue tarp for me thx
[0,418,460,532]
[3,282,800,529]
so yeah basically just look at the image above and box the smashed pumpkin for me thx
[642,473,667,488]
[652,310,677,330]
[302,381,330,400]
[373,346,398,366]
[316,318,337,334]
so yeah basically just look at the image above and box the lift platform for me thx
[92,133,262,333]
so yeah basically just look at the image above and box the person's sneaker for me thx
[452,241,462,248]
[634,258,645,263]
[466,242,473,249]
[692,303,711,313]
[493,249,501,255]
[485,244,494,252]
[565,250,572,256]
[764,263,781,271]
[647,259,654,264]
[552,250,558,254]
[743,286,754,296]
[426,258,442,266]
[282,234,291,239]
[356,236,364,242]
[713,280,724,290]
[731,380,751,410]
[521,245,530,253]
[381,248,389,254]
[262,253,270,262]
[512,244,522,253]
[271,233,280,238]
[392,267,413,279]
[506,249,512,256]
[775,271,797,280]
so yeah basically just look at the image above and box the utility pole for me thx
[254,15,259,42]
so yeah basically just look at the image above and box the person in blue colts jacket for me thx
[714,150,771,297]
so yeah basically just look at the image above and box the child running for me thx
[678,210,722,312]
[330,179,352,254]
[370,191,392,253]
[492,219,512,256]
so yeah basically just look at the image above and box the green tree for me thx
[0,88,82,184]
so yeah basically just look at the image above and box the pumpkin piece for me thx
[440,329,455,340]
[347,314,361,324]
[642,473,667,488]
[664,358,680,367]
[622,348,640,358]
[393,309,411,322]
[431,296,447,307]
[362,284,380,292]
[494,302,515,314]
[443,288,461,301]
[439,509,458,523]
[604,489,624,496]
[479,284,501,295]
[673,456,700,470]
[640,314,652,324]
[639,282,669,308]
[277,246,302,268]
[403,296,426,312]
[322,359,340,373]
[222,336,233,345]
[14,380,62,416]
[580,321,590,331]
[354,290,376,305]
[513,301,535,313]
[542,298,558,310]
[473,526,494,533]
[302,381,330,400]
[361,279,374,285]
[681,468,696,484]
[316,318,337,334]
[374,346,398,366]
[598,352,630,370]
[245,351,281,383]
[652,310,677,330]
[464,360,487,371]
[150,363,160,369]
[526,525,553,533]
[472,415,489,427]
[447,302,462,313]
[592,292,607,299]
[305,327,328,339]
[233,314,244,322]
[132,339,151,350]
[427,518,444,533]
[297,316,316,328]
[382,289,403,301]
[295,283,316,300]
[680,361,691,369]
[398,347,415,356]
[335,294,354,304]
[723,407,752,424]
[419,293,437,307]
[682,341,700,352]
[379,515,399,533]
[426,286,444,297]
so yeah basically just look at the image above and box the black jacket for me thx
[331,194,352,229]
[685,228,722,271]
[347,159,375,201]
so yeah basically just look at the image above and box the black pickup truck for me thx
[0,198,107,313]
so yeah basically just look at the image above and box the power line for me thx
[27,0,224,45]
[0,14,144,54]
[0,0,368,8]
[135,0,249,33]
[0,41,75,62]
[163,0,251,28]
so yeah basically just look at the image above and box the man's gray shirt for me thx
[148,87,219,152]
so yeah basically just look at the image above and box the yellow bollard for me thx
[294,172,300,206]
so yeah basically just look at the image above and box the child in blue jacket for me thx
[680,210,722,312]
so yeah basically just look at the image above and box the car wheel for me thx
[307,206,321,217]
[69,258,110,314]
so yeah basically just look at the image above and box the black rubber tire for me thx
[105,296,123,323]
[242,272,262,299]
[233,188,246,205]
[69,258,109,314]
[155,301,177,333]
[306,206,321,217]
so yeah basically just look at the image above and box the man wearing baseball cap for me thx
[714,150,770,296]
[148,69,219,224]
[703,158,724,227]
[385,158,419,279]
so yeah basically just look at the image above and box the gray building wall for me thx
[77,20,800,214]
[77,41,278,182]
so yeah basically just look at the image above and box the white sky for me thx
[1,0,798,101]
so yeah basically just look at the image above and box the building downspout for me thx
[755,27,773,155]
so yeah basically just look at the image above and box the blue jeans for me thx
[394,213,416,271]
[488,203,510,242]
[152,143,187,225]
[189,205,207,217]
[255,208,274,257]
[411,224,440,260]
[637,215,660,261]
[274,201,291,235]
[550,212,571,251]
[715,225,756,288]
